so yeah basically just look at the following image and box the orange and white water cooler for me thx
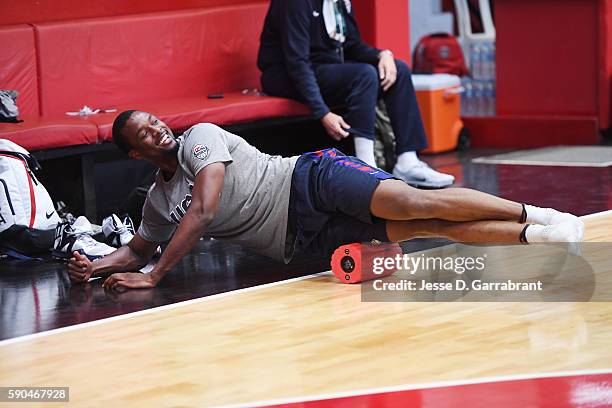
[412,74,464,153]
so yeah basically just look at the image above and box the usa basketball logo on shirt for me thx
[192,144,210,160]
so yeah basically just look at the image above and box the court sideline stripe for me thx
[472,153,612,167]
[472,158,612,167]
[217,368,612,408]
[581,209,612,220]
[0,271,332,347]
[1,209,610,347]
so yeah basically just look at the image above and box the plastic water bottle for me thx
[473,80,484,116]
[488,43,496,116]
[489,80,497,116]
[461,77,473,116]
[485,80,495,116]
[480,43,490,80]
[471,44,482,80]
[490,43,496,82]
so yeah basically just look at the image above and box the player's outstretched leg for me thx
[371,179,521,221]
[385,218,582,244]
[371,180,584,242]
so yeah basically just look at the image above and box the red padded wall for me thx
[496,0,599,118]
[352,0,411,63]
[34,5,267,116]
[0,25,40,116]
[0,0,264,25]
[599,0,612,129]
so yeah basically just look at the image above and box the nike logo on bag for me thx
[46,211,55,219]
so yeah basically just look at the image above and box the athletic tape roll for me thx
[331,242,404,284]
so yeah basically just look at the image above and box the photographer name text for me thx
[372,279,543,292]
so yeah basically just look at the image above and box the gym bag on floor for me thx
[0,139,60,254]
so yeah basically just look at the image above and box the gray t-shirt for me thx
[138,123,298,262]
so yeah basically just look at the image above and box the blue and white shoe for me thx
[102,214,135,247]
[53,216,116,261]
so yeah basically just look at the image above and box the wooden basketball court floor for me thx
[0,210,611,407]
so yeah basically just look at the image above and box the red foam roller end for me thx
[331,243,403,284]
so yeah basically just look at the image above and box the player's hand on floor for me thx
[68,251,93,283]
[321,112,350,141]
[103,272,157,292]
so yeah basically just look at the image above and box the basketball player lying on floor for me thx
[67,110,584,291]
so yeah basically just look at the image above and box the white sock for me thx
[524,224,548,243]
[354,137,376,167]
[525,204,578,226]
[524,222,582,248]
[524,205,554,225]
[395,151,420,169]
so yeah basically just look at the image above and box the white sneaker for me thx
[139,259,157,274]
[102,214,135,247]
[53,216,116,261]
[393,161,454,188]
[121,214,135,235]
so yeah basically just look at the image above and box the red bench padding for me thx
[89,92,310,141]
[0,25,40,116]
[0,116,98,151]
[35,5,270,116]
[0,25,99,150]
[1,3,311,151]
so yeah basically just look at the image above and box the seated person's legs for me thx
[263,63,380,166]
[313,63,379,139]
[263,61,454,188]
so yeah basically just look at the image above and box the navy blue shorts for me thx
[287,148,395,258]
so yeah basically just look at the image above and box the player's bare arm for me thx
[102,162,226,291]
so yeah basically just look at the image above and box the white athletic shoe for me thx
[139,259,157,274]
[392,161,454,188]
[102,214,135,247]
[53,216,116,261]
[121,214,135,235]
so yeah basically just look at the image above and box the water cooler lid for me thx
[411,74,461,91]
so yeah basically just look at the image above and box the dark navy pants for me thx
[261,60,429,154]
[287,148,393,258]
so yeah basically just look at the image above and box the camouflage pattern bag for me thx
[374,99,396,171]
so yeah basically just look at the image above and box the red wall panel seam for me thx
[29,23,43,117]
[598,0,611,129]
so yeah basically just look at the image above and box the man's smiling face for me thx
[123,112,178,161]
